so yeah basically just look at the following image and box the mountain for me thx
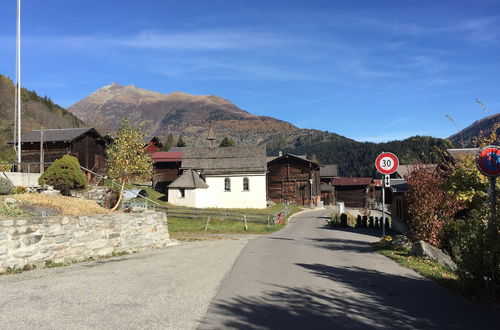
[0,75,86,160]
[448,113,500,147]
[68,83,298,145]
[68,83,455,176]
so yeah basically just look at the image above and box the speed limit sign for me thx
[375,152,399,175]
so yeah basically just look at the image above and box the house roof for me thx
[332,177,373,186]
[320,165,338,177]
[13,127,100,144]
[168,169,209,189]
[396,164,437,178]
[447,148,480,159]
[267,153,318,168]
[171,145,267,175]
[151,152,183,162]
[390,178,408,193]
[320,183,334,192]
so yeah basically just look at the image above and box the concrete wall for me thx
[0,212,174,272]
[1,172,41,188]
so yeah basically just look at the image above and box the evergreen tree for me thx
[219,136,236,147]
[177,135,186,147]
[162,133,174,151]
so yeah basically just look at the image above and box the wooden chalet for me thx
[320,164,338,205]
[12,127,106,174]
[267,154,321,206]
[332,177,373,208]
[144,136,163,153]
[151,151,183,193]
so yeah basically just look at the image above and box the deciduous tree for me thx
[404,164,462,246]
[106,119,153,210]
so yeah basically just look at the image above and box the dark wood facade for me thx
[17,128,105,175]
[332,178,373,208]
[267,154,321,206]
[151,151,183,193]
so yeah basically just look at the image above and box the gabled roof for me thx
[267,153,318,168]
[13,127,101,144]
[171,145,267,175]
[168,169,209,189]
[447,148,480,159]
[151,152,183,162]
[320,183,334,192]
[396,164,437,178]
[390,178,408,193]
[332,177,373,186]
[320,165,338,177]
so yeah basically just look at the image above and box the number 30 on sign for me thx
[375,152,399,175]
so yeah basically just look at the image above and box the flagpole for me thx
[16,0,22,171]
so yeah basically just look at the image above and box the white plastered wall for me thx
[196,173,267,209]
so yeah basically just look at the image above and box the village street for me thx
[200,209,499,330]
[0,209,498,329]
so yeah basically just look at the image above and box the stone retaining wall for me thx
[0,211,174,272]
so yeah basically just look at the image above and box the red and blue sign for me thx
[476,145,500,177]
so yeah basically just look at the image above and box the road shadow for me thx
[320,226,399,239]
[200,264,499,330]
[308,237,373,253]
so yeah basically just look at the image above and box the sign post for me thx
[476,145,500,225]
[375,152,399,237]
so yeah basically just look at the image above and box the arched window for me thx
[243,177,249,191]
[224,177,231,191]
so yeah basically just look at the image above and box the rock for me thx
[392,235,412,251]
[411,240,457,271]
[3,197,19,205]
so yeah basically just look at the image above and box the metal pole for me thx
[16,0,22,171]
[40,129,44,174]
[382,175,386,237]
[490,176,497,225]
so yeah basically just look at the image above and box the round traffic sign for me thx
[476,145,500,177]
[375,152,399,175]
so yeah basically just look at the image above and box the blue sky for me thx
[0,0,499,142]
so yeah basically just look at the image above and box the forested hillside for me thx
[267,134,452,177]
[0,75,86,161]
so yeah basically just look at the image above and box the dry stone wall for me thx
[0,211,174,272]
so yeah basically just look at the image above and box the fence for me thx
[156,204,290,226]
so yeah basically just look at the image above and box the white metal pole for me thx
[16,0,22,170]
[382,174,386,237]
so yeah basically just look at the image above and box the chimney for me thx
[278,151,283,157]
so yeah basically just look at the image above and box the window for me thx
[224,177,231,191]
[243,177,249,191]
[179,188,185,198]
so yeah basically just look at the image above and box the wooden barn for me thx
[13,127,106,174]
[267,154,321,206]
[144,136,164,153]
[319,164,338,205]
[332,177,373,208]
[151,151,183,193]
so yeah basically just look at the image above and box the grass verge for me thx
[372,242,467,299]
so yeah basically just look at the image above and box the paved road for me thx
[200,209,499,330]
[0,237,253,330]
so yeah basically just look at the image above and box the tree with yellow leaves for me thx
[106,119,153,211]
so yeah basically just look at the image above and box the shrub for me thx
[12,186,27,194]
[405,164,462,246]
[444,207,500,301]
[0,177,13,195]
[0,204,26,217]
[39,155,87,196]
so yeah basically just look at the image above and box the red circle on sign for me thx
[375,152,399,175]
[476,145,500,177]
